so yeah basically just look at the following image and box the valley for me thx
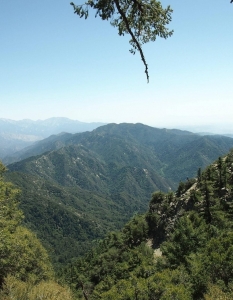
[3,122,233,267]
[1,120,233,299]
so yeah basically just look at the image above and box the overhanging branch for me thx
[113,0,149,82]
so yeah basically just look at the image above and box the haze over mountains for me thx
[0,118,105,160]
[5,122,233,185]
[3,121,233,265]
[178,123,233,137]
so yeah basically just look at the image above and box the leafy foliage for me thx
[70,0,173,81]
[0,165,53,286]
[2,123,233,298]
[0,276,74,300]
[2,140,233,299]
[0,161,76,299]
[5,124,233,269]
[62,149,233,299]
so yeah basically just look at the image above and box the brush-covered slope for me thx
[6,141,170,267]
[4,123,233,186]
[64,149,233,299]
[0,161,76,299]
[3,123,197,165]
[5,123,233,267]
[5,170,125,267]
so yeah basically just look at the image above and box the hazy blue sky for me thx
[1,1,233,133]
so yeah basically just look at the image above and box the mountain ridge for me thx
[62,149,233,299]
[0,117,106,161]
[5,123,233,267]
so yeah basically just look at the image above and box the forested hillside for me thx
[2,139,233,299]
[4,123,233,267]
[5,123,233,185]
[0,162,74,299]
[5,143,170,267]
[63,149,233,299]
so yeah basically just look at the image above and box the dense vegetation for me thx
[71,0,173,82]
[4,124,233,267]
[1,140,233,298]
[5,124,233,186]
[0,162,74,299]
[62,149,233,299]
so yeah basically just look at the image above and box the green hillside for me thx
[63,149,233,299]
[6,141,170,267]
[5,123,233,267]
[0,161,75,300]
[5,170,134,267]
[5,123,233,185]
[2,123,233,298]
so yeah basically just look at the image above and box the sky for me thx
[1,1,233,133]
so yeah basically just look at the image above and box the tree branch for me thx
[113,0,149,82]
[80,281,89,300]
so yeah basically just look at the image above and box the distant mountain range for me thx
[5,123,233,184]
[0,118,105,160]
[178,124,233,136]
[197,132,233,138]
[5,123,233,266]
